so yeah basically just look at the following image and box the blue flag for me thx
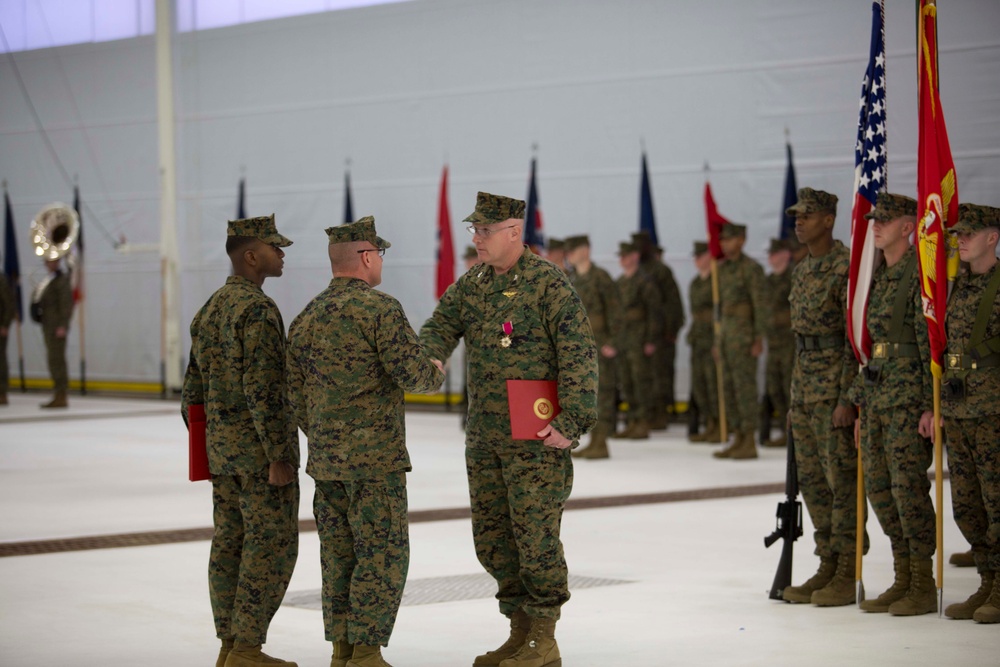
[236,177,246,219]
[3,191,23,321]
[523,157,544,250]
[343,170,354,225]
[779,143,797,240]
[638,152,658,247]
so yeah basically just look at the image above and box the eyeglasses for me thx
[357,248,386,257]
[467,224,517,238]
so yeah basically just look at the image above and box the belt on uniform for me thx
[871,342,920,359]
[796,334,844,352]
[945,353,1000,371]
[721,303,752,318]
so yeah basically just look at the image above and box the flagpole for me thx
[710,257,727,441]
[856,413,865,604]
[15,318,25,391]
[933,375,943,615]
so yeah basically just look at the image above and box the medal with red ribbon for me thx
[500,321,513,348]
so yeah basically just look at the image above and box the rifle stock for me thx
[765,427,802,600]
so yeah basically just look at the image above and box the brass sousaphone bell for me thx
[31,203,80,261]
[29,203,80,322]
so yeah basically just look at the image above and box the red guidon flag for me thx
[916,0,959,378]
[435,165,455,299]
[704,181,729,260]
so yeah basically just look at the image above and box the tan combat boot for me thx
[728,431,758,460]
[217,639,234,667]
[330,640,354,667]
[860,557,910,612]
[573,425,609,459]
[41,391,68,409]
[712,432,737,458]
[688,417,719,442]
[889,558,937,616]
[474,610,531,666]
[649,410,669,431]
[949,550,975,567]
[346,644,391,667]
[782,555,837,603]
[945,570,994,619]
[764,432,787,448]
[627,418,650,439]
[499,617,560,667]
[224,644,298,666]
[0,391,8,405]
[610,421,635,439]
[811,553,857,606]
[973,574,1000,624]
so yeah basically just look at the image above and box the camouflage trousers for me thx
[43,329,68,392]
[689,343,718,421]
[596,353,618,430]
[210,471,299,646]
[860,403,935,559]
[651,340,677,414]
[466,442,573,620]
[720,320,759,433]
[0,333,8,393]
[314,474,409,647]
[764,340,794,422]
[791,399,867,558]
[618,343,655,422]
[945,416,1000,572]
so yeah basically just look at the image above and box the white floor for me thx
[0,393,995,666]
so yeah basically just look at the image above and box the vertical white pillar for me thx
[156,0,182,391]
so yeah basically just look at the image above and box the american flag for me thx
[846,0,886,366]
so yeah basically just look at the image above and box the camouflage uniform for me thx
[34,267,73,393]
[852,245,934,560]
[0,274,14,398]
[789,239,861,559]
[616,244,664,428]
[716,228,765,437]
[420,193,597,622]
[181,215,299,649]
[686,247,717,426]
[763,244,795,433]
[286,218,443,648]
[566,237,620,434]
[634,233,685,420]
[942,205,1000,583]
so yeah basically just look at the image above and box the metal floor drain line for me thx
[282,573,633,609]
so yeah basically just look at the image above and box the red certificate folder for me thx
[506,379,561,440]
[188,404,210,482]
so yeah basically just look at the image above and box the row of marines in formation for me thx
[566,188,1000,623]
[552,186,1000,624]
[182,192,598,667]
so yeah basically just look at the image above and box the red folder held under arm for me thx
[188,404,210,482]
[506,379,561,440]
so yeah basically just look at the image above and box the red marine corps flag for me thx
[435,165,455,299]
[703,181,729,260]
[846,1,887,366]
[916,0,959,379]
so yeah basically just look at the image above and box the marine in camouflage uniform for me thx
[33,258,73,408]
[546,238,567,273]
[565,234,620,458]
[181,214,300,667]
[287,217,443,666]
[781,188,865,607]
[762,238,795,447]
[614,241,663,439]
[712,223,765,459]
[848,194,936,616]
[633,232,685,428]
[940,203,1000,624]
[0,273,14,404]
[687,241,719,442]
[420,192,597,667]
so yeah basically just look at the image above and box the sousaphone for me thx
[29,203,80,322]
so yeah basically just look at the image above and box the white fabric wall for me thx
[1,0,999,390]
